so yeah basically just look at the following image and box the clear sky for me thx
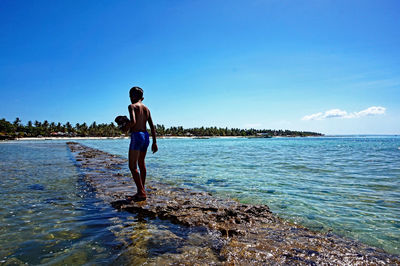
[1,0,399,134]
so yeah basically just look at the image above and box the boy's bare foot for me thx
[126,194,147,202]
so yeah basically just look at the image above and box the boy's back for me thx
[129,102,150,133]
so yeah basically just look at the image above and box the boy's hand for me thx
[121,122,130,132]
[152,143,158,154]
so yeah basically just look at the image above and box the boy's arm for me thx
[128,105,136,131]
[147,112,158,153]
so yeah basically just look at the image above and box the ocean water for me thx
[80,136,400,255]
[0,142,125,264]
[0,141,219,265]
[1,136,399,263]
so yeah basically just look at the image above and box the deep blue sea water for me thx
[1,136,399,263]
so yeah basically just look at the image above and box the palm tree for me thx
[65,122,73,134]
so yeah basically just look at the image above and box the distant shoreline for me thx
[12,136,245,141]
[4,135,396,142]
[15,136,128,141]
[9,135,327,141]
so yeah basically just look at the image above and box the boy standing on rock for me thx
[125,86,158,201]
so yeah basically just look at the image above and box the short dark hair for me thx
[129,86,143,99]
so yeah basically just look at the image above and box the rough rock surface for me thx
[67,142,400,265]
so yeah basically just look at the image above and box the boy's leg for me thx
[138,150,147,188]
[128,149,146,197]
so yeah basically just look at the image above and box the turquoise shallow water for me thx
[0,142,126,264]
[0,140,222,264]
[81,136,400,255]
[1,136,399,263]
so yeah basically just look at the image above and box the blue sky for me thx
[1,0,399,134]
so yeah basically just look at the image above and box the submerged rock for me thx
[67,142,400,265]
[28,184,45,191]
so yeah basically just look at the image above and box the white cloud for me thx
[324,109,349,119]
[302,112,324,121]
[355,106,386,117]
[302,106,386,121]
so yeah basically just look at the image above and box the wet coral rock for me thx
[67,142,400,265]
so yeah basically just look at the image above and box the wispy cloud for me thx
[302,106,386,121]
[356,106,386,116]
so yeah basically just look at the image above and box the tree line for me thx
[0,118,121,139]
[0,117,323,140]
[154,125,322,137]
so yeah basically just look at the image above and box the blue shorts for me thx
[129,131,150,151]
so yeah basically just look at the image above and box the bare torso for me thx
[129,102,150,133]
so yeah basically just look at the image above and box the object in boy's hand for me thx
[115,115,130,131]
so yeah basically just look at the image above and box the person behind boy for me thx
[127,86,157,201]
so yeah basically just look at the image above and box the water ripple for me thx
[80,136,400,255]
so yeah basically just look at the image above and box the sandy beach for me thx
[12,136,246,141]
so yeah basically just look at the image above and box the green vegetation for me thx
[154,125,323,137]
[0,118,323,140]
[0,118,120,139]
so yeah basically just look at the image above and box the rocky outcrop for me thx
[67,142,400,265]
